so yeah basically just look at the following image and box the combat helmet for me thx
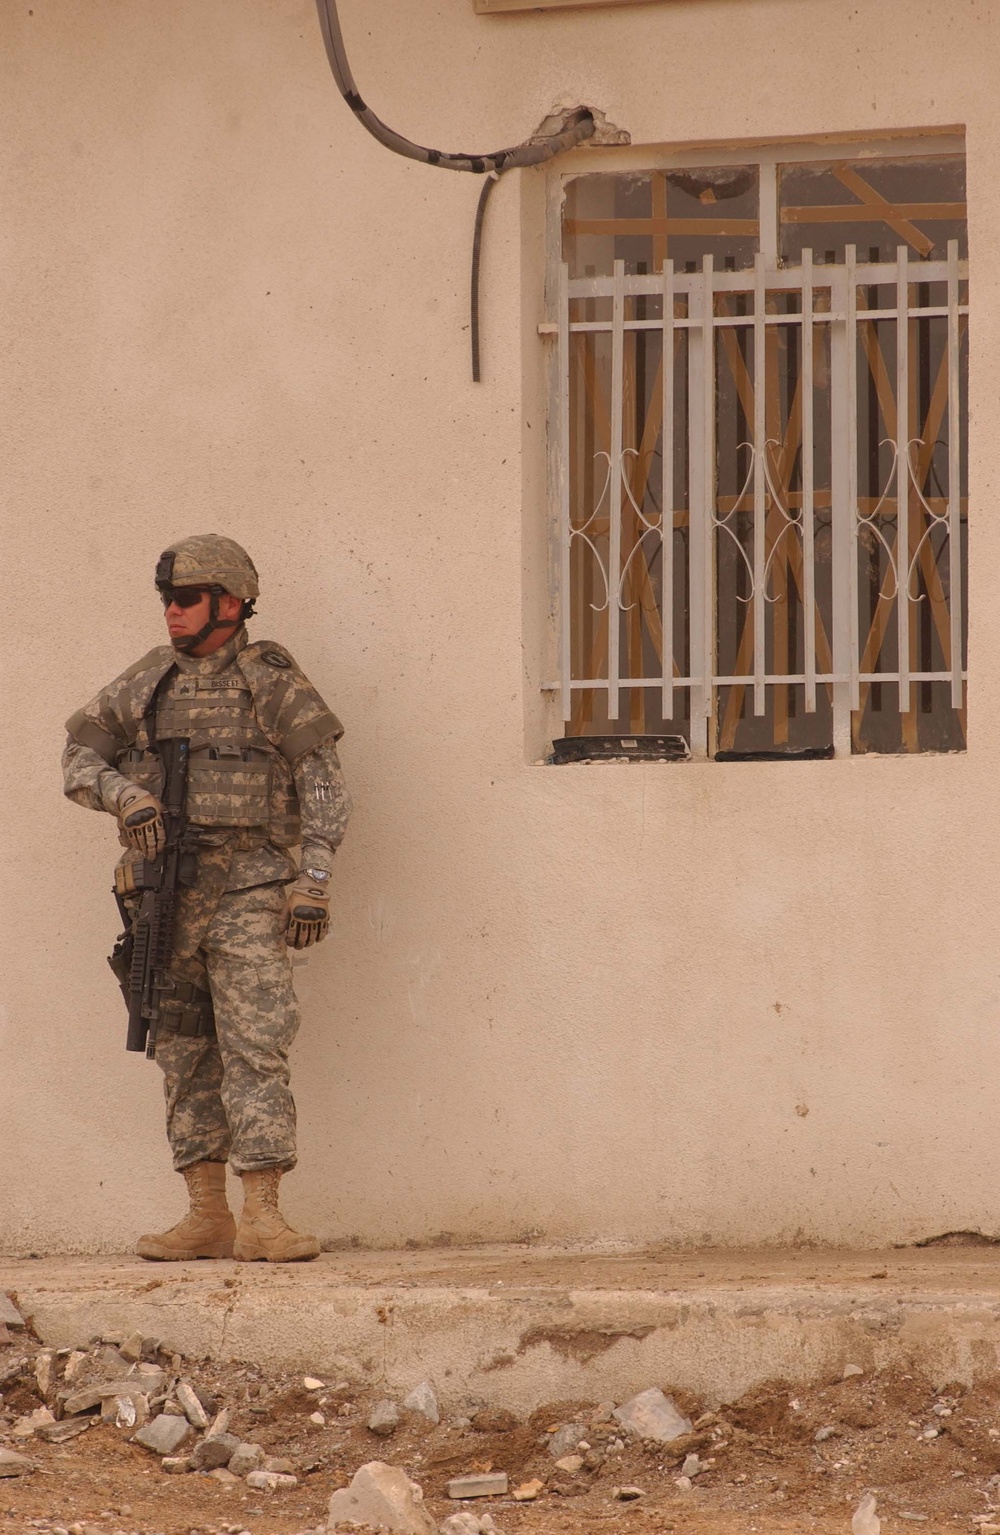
[155,534,259,651]
[155,534,259,600]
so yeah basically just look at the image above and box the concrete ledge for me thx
[4,1246,1000,1411]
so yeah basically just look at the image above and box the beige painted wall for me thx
[0,0,996,1253]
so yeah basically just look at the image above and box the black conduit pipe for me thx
[471,173,498,383]
[314,0,595,174]
[313,0,596,376]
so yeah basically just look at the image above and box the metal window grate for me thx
[555,238,968,756]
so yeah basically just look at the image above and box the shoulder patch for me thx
[261,649,292,669]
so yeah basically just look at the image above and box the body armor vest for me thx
[66,633,342,852]
[115,662,300,844]
[157,667,275,829]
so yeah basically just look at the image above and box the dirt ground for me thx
[210,1240,1000,1295]
[4,1316,1000,1535]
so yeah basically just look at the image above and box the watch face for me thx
[304,867,331,882]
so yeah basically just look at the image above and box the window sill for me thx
[475,0,663,12]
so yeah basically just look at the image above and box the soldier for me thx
[62,535,351,1262]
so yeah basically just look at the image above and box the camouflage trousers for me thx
[153,881,301,1174]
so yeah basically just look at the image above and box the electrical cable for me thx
[470,173,498,384]
[313,0,596,377]
[314,0,595,174]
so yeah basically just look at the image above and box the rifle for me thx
[108,737,204,1059]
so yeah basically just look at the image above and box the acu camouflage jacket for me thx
[63,628,351,890]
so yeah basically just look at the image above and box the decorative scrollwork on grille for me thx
[904,437,952,604]
[570,451,613,614]
[711,446,756,603]
[856,438,900,599]
[617,447,663,612]
[760,438,805,606]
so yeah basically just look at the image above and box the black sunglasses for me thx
[159,586,210,609]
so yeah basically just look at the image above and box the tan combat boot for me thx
[232,1169,320,1262]
[136,1161,236,1261]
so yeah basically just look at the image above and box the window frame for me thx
[543,133,969,760]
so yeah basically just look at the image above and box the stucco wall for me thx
[1,0,996,1253]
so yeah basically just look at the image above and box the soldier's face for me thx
[162,587,243,655]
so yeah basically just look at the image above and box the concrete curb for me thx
[4,1250,1000,1411]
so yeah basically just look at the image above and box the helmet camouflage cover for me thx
[155,534,260,600]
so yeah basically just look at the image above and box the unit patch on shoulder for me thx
[261,650,292,669]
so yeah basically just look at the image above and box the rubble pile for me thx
[0,1295,333,1535]
[9,1285,1000,1533]
[3,1328,308,1492]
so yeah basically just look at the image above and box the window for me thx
[551,143,968,757]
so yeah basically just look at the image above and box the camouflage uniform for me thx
[63,626,351,1174]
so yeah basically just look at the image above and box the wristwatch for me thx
[303,867,331,883]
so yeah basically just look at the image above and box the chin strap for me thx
[171,587,243,654]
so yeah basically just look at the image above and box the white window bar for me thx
[829,262,852,755]
[607,259,626,723]
[698,254,716,748]
[557,260,572,723]
[896,244,911,717]
[802,248,817,715]
[686,260,710,753]
[753,250,767,718]
[558,250,969,750]
[758,162,778,262]
[947,239,964,709]
[661,258,675,721]
[845,244,861,715]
